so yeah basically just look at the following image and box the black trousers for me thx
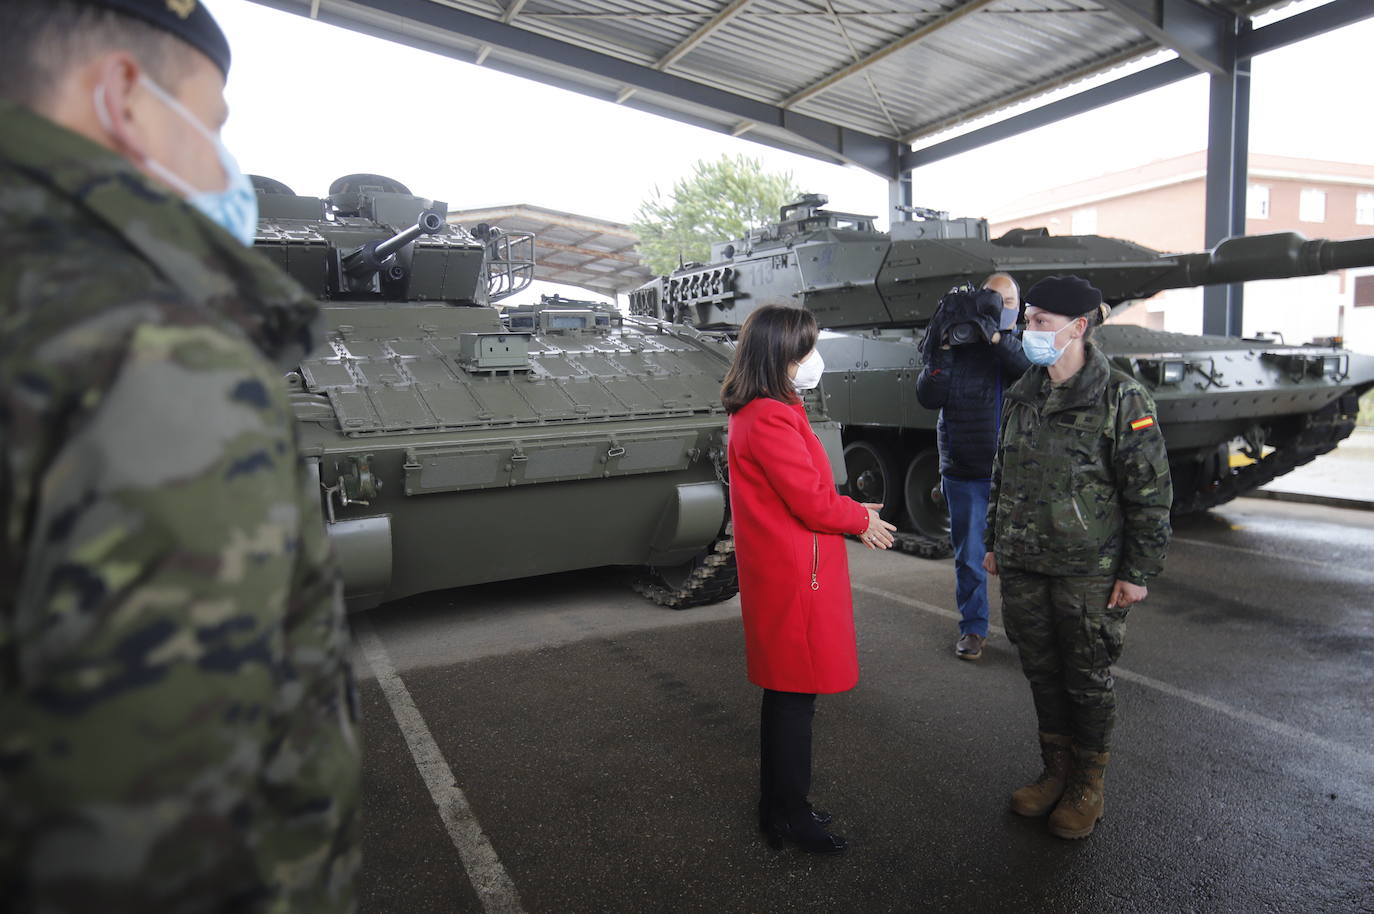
[759,689,817,821]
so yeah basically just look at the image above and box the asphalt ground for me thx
[353,497,1374,914]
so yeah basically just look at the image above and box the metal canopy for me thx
[248,0,1304,180]
[448,204,652,299]
[906,0,1374,168]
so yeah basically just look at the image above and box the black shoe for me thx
[765,818,848,855]
[757,801,832,832]
[956,633,986,661]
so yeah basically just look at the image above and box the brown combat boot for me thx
[1009,733,1074,817]
[1048,749,1111,839]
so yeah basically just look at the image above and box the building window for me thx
[1357,192,1374,226]
[1299,188,1326,223]
[1071,207,1098,235]
[1247,185,1270,219]
[1356,275,1374,308]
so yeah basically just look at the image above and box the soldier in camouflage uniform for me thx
[0,1,359,910]
[982,275,1171,840]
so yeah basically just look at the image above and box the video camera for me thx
[932,283,1005,347]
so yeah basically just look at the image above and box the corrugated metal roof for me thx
[448,204,653,296]
[255,0,1298,169]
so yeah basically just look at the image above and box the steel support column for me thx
[888,173,913,222]
[1202,19,1249,337]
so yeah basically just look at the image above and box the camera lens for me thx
[949,322,974,345]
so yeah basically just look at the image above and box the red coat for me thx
[728,397,870,694]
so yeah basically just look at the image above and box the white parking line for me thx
[853,583,1374,770]
[1171,535,1374,576]
[357,620,527,914]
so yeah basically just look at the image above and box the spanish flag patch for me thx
[1130,416,1156,431]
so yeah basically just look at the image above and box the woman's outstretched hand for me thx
[859,503,897,549]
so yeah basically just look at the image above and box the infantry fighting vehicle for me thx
[252,175,841,610]
[630,194,1374,556]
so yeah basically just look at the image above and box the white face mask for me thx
[94,77,259,246]
[792,348,825,391]
[1021,322,1076,366]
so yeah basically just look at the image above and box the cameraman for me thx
[916,273,1030,660]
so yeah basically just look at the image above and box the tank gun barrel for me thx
[1158,232,1374,291]
[342,210,445,278]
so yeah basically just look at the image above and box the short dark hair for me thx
[0,0,194,110]
[721,306,819,414]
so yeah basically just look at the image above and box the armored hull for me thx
[631,196,1374,553]
[254,176,844,610]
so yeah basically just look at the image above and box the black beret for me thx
[83,0,231,77]
[1025,275,1103,318]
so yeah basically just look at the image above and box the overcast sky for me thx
[210,0,1372,233]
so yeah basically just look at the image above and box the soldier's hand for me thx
[860,504,897,549]
[1108,579,1147,608]
[983,552,998,576]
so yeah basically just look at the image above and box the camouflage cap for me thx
[79,0,231,76]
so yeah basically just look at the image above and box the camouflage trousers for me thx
[999,568,1126,752]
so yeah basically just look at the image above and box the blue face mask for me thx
[1000,307,1019,332]
[96,78,259,246]
[1021,322,1075,366]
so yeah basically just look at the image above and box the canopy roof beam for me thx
[474,0,530,68]
[1095,0,1233,77]
[616,0,759,105]
[781,0,997,110]
[656,0,756,71]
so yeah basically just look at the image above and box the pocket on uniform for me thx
[1049,489,1091,535]
[1072,577,1121,668]
[1095,607,1128,667]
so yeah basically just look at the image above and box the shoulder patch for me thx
[1129,415,1156,431]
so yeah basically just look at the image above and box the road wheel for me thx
[902,447,950,540]
[844,440,902,524]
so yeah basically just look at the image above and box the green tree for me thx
[632,155,802,276]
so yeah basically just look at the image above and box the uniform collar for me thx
[0,100,318,368]
[1005,341,1111,415]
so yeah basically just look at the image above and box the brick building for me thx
[986,152,1374,353]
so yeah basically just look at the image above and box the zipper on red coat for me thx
[811,533,819,591]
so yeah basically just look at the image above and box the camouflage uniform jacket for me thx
[984,341,1172,585]
[0,101,359,912]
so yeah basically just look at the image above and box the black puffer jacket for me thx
[916,332,1031,480]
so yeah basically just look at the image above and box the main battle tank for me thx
[251,175,847,610]
[630,194,1374,555]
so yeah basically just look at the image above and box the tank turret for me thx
[252,172,533,306]
[632,198,1374,555]
[632,197,1374,331]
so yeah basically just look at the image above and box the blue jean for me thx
[942,475,991,637]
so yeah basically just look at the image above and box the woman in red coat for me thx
[722,305,896,854]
